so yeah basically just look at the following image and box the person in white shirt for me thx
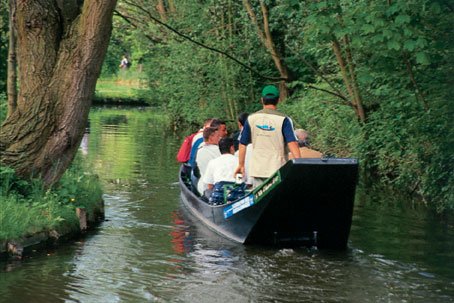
[202,137,238,193]
[119,55,129,69]
[195,127,221,194]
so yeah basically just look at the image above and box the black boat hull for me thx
[179,158,359,249]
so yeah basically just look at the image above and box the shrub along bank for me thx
[0,158,104,258]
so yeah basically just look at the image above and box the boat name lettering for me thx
[253,173,281,203]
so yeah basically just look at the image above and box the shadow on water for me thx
[1,107,452,303]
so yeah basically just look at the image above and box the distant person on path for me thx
[119,55,130,69]
[234,85,300,188]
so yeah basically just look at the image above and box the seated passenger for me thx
[209,118,228,139]
[195,127,221,194]
[189,118,227,168]
[202,137,238,193]
[188,118,214,167]
[291,129,323,158]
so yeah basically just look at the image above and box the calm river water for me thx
[1,107,453,303]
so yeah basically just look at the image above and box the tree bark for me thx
[167,0,176,13]
[7,0,18,117]
[331,37,365,122]
[343,35,365,121]
[156,0,167,22]
[0,0,117,186]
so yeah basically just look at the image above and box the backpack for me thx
[126,60,132,68]
[209,181,247,205]
[176,133,197,163]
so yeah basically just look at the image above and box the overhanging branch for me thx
[117,2,285,81]
[114,10,163,44]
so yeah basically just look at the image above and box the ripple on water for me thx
[2,108,453,303]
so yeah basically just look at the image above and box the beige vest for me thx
[248,109,288,178]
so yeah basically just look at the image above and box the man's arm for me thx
[233,143,247,177]
[234,119,251,177]
[287,141,301,159]
[282,117,300,159]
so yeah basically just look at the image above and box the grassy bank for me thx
[0,158,103,256]
[94,71,151,105]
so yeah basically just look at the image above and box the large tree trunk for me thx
[0,0,117,186]
[7,0,18,117]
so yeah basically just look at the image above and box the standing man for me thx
[234,85,301,187]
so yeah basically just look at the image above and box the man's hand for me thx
[234,143,247,177]
[234,165,245,178]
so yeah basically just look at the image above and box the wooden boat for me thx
[179,158,359,249]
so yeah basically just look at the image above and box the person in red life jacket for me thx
[234,85,301,188]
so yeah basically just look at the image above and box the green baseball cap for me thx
[261,85,279,98]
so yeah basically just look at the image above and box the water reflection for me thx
[0,107,452,303]
[170,211,192,255]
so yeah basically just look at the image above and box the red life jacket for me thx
[176,132,197,163]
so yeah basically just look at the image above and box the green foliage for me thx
[281,85,363,158]
[283,0,453,212]
[361,99,453,212]
[100,13,136,77]
[0,157,102,242]
[140,1,263,129]
[0,165,29,197]
[98,0,453,211]
[95,74,150,105]
[0,92,7,123]
[0,196,51,241]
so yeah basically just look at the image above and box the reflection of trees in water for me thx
[99,114,128,126]
[79,133,89,155]
[79,120,91,156]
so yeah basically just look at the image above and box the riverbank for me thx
[0,202,104,259]
[94,74,152,106]
[0,159,104,259]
